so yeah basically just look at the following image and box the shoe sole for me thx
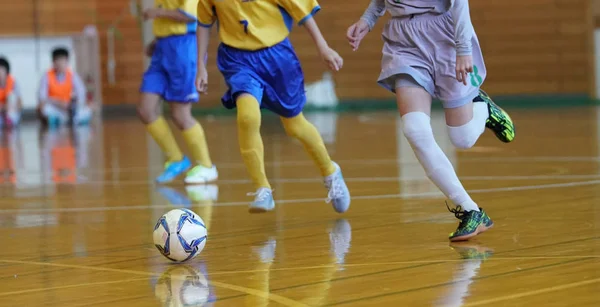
[449,222,494,242]
[248,206,274,214]
[248,200,275,214]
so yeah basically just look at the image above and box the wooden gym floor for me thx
[0,106,599,306]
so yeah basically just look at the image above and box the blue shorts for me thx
[140,33,199,103]
[217,38,305,118]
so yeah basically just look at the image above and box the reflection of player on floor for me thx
[41,128,77,183]
[348,0,515,241]
[197,0,351,213]
[139,0,217,184]
[37,48,93,127]
[0,57,22,128]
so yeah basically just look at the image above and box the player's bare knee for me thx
[137,104,156,124]
[169,104,195,130]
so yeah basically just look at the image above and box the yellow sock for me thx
[182,122,212,168]
[281,113,336,177]
[146,116,183,163]
[237,94,271,189]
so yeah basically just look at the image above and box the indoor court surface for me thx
[0,106,599,306]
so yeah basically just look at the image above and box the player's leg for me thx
[396,77,489,241]
[169,103,217,184]
[139,40,189,184]
[433,22,498,241]
[217,42,275,212]
[72,101,92,126]
[258,38,349,213]
[441,100,494,241]
[441,34,514,146]
[280,113,350,213]
[162,34,217,184]
[236,93,274,212]
[138,93,190,184]
[444,98,488,150]
[40,103,69,128]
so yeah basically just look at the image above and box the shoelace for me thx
[325,177,343,203]
[446,201,470,228]
[247,189,272,202]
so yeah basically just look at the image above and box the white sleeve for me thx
[449,0,474,56]
[12,80,21,99]
[38,74,49,103]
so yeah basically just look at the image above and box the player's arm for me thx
[450,0,474,56]
[196,26,210,93]
[347,0,384,51]
[12,80,23,110]
[303,18,342,71]
[278,0,343,71]
[196,0,216,93]
[450,0,475,85]
[360,0,386,31]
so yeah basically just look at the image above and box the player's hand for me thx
[320,47,343,71]
[145,40,156,57]
[346,19,370,51]
[456,55,473,86]
[196,66,208,94]
[143,8,161,20]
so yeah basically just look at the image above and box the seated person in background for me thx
[0,57,22,128]
[38,48,92,127]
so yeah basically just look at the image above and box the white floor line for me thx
[4,174,600,188]
[1,179,599,214]
[8,155,600,176]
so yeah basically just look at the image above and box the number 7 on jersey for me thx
[240,20,249,34]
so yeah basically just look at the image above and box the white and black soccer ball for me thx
[153,209,207,262]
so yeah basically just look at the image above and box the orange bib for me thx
[47,69,73,104]
[0,75,15,105]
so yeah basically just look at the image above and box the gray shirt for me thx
[360,0,475,56]
[38,70,86,105]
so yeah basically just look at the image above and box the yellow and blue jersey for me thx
[197,0,321,51]
[153,0,199,38]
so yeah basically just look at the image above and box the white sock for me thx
[447,102,488,149]
[402,112,479,211]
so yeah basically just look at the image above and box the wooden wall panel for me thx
[0,0,594,106]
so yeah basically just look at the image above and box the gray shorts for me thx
[378,12,487,109]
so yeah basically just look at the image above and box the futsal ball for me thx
[153,209,207,262]
[154,265,210,307]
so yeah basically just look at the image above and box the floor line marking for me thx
[0,277,151,297]
[1,179,599,214]
[174,256,600,276]
[5,174,600,188]
[9,155,600,175]
[463,277,600,306]
[2,256,598,278]
[0,259,307,307]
